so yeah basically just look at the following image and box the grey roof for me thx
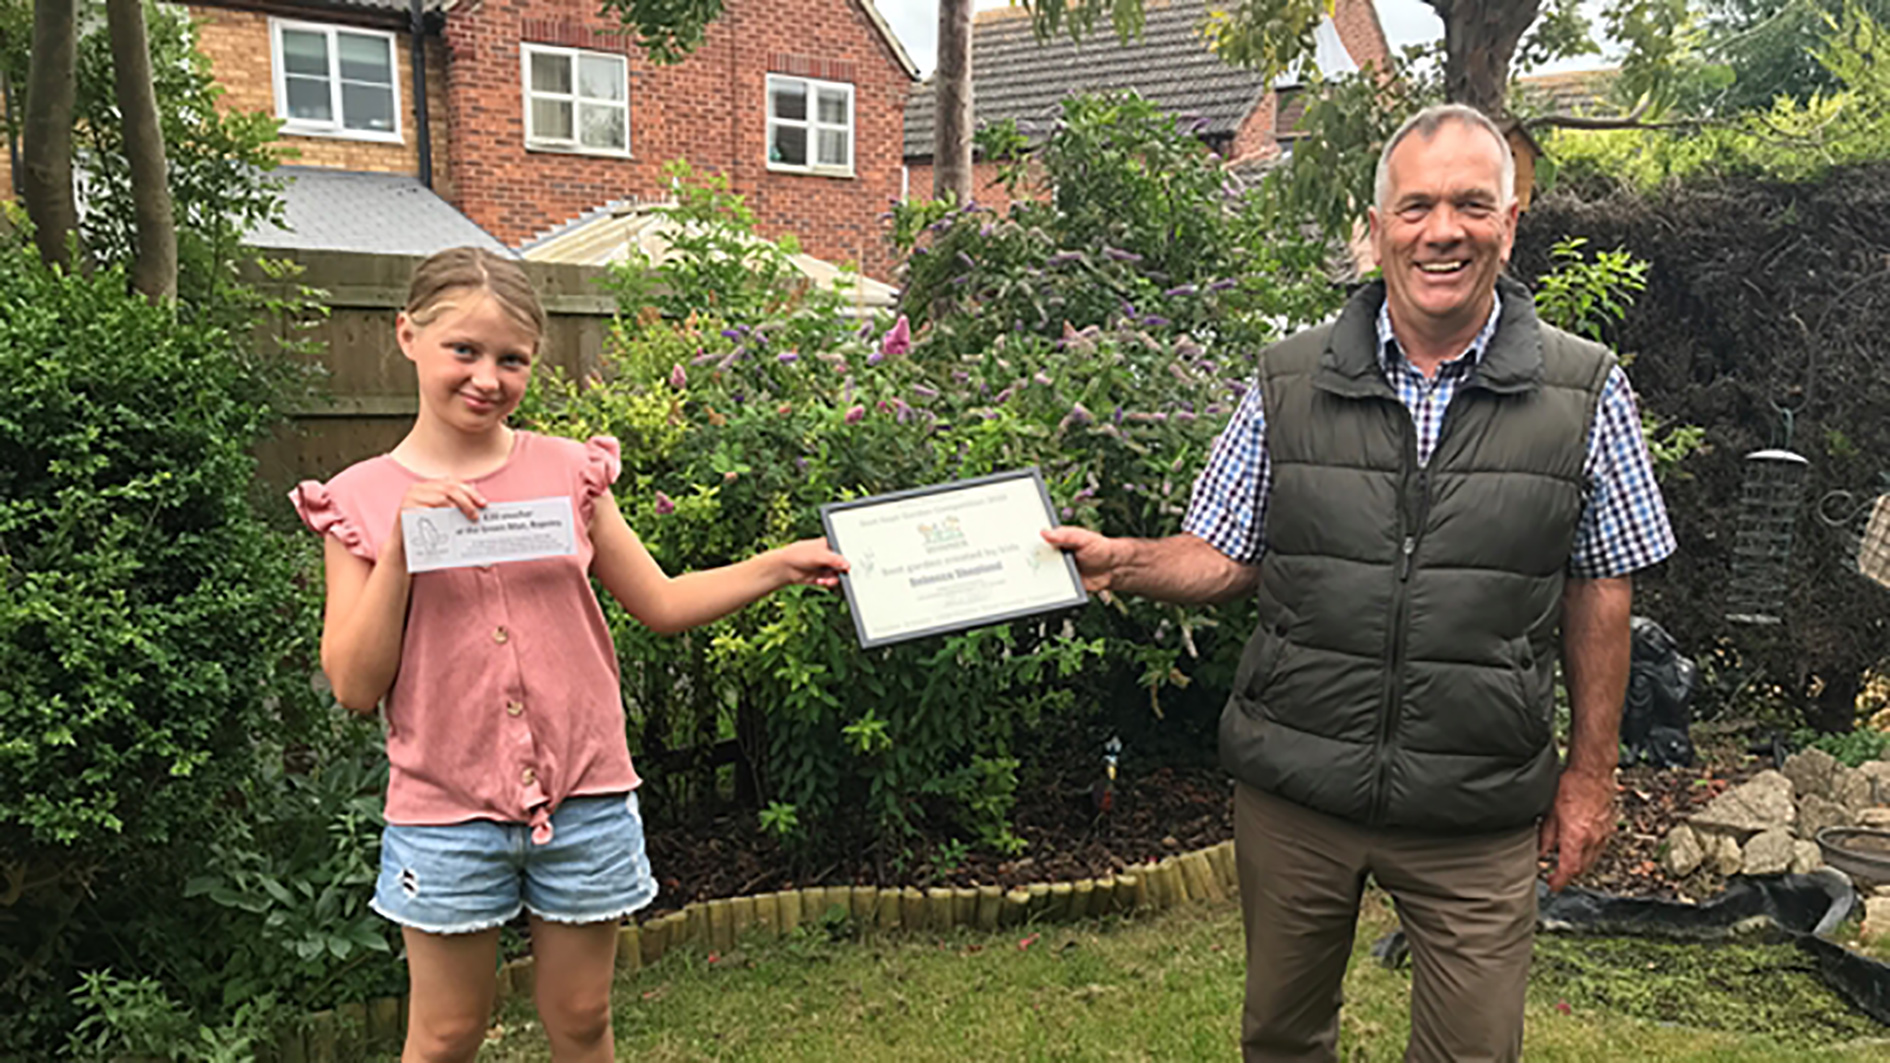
[246,166,516,258]
[904,7,1354,158]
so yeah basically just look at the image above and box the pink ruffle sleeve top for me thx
[290,432,640,844]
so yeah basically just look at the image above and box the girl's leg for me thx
[400,926,501,1063]
[528,914,620,1063]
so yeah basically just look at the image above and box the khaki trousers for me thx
[1234,782,1538,1063]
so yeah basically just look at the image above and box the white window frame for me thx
[269,18,403,144]
[766,74,854,178]
[521,43,631,158]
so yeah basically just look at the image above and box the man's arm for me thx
[1040,527,1258,605]
[1540,574,1633,890]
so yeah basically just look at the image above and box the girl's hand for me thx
[771,538,849,589]
[399,479,487,521]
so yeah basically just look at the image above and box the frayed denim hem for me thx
[371,897,523,936]
[525,888,656,927]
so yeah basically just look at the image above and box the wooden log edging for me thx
[269,838,1241,1060]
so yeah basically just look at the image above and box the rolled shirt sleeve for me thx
[1567,365,1678,578]
[1182,383,1271,565]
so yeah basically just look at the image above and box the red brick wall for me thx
[1332,0,1392,71]
[445,0,910,278]
[190,5,452,197]
[901,159,1024,217]
[1230,90,1280,163]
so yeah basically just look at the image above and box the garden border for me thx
[267,841,1241,1060]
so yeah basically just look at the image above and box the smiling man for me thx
[1044,104,1675,1062]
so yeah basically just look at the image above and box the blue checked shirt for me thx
[1182,297,1677,579]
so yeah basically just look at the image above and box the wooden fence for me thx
[244,250,618,489]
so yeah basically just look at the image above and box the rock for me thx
[1857,808,1890,830]
[1833,765,1874,814]
[1865,897,1890,941]
[1797,794,1853,841]
[1709,830,1745,877]
[1662,823,1704,877]
[1741,829,1795,875]
[1791,840,1823,874]
[1691,770,1796,838]
[1858,760,1890,804]
[1783,748,1839,801]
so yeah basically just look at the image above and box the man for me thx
[1043,104,1674,1062]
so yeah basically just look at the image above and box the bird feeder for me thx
[1725,449,1811,625]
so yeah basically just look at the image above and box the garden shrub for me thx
[0,241,341,1054]
[521,96,1346,868]
[1515,163,1890,733]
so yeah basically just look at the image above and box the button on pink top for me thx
[290,432,640,843]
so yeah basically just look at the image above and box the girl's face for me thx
[397,289,538,433]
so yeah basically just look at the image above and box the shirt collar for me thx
[1375,293,1504,378]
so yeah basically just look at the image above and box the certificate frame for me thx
[820,467,1088,649]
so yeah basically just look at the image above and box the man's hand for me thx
[1538,768,1618,891]
[1040,525,1129,593]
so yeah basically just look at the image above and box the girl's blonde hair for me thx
[405,247,547,344]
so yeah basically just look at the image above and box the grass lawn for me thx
[463,891,1890,1062]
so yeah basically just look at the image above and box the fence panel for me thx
[244,250,617,489]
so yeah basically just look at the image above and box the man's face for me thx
[1368,120,1519,337]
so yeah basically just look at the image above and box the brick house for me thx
[903,0,1389,216]
[108,0,917,276]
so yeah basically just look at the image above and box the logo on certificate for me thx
[410,516,449,561]
[918,515,967,553]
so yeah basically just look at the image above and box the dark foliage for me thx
[1515,164,1890,730]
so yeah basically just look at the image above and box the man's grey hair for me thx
[1373,104,1516,212]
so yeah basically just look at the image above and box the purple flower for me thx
[844,404,865,424]
[1102,246,1143,263]
[1163,284,1199,298]
[980,223,995,237]
[692,350,718,365]
[1073,487,1096,503]
[880,314,912,359]
[654,491,675,516]
[669,364,687,390]
[721,328,744,340]
[956,250,976,269]
[1046,251,1084,267]
[952,370,970,384]
[1141,315,1172,327]
[1033,372,1053,387]
[867,350,885,366]
[1207,278,1239,292]
[911,384,939,400]
[777,351,800,364]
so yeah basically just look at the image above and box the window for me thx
[522,44,629,156]
[271,20,400,141]
[767,74,852,176]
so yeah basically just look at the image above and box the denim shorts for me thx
[371,791,657,934]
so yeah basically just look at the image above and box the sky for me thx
[874,0,1617,79]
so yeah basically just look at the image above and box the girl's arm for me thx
[319,479,488,713]
[588,491,846,634]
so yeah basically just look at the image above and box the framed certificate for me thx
[821,468,1088,648]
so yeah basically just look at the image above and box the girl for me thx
[291,247,844,1063]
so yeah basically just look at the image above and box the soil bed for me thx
[639,730,1765,913]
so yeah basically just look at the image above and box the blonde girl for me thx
[291,247,844,1062]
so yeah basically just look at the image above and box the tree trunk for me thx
[22,0,78,270]
[106,0,176,301]
[1431,0,1540,118]
[933,0,973,203]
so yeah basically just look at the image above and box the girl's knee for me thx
[540,992,613,1047]
[405,1011,489,1063]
